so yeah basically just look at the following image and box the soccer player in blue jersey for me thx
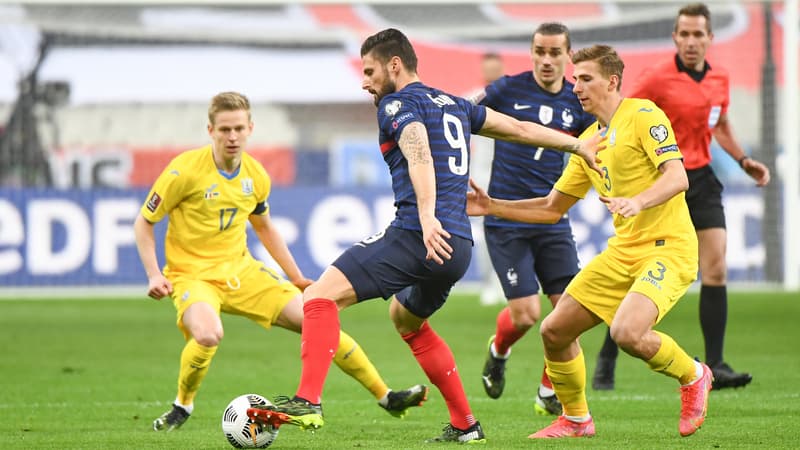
[248,28,604,444]
[470,23,595,416]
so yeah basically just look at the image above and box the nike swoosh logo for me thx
[513,103,532,110]
[482,375,493,388]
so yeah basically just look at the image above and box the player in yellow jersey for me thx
[134,91,428,432]
[467,46,712,439]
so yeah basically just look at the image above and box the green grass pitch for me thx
[1,291,797,449]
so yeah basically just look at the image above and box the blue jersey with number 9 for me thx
[376,82,486,241]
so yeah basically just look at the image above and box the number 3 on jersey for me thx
[442,112,468,175]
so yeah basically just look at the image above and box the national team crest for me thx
[539,105,553,125]
[241,178,254,195]
[384,100,402,117]
[561,108,574,128]
[649,124,669,143]
[506,268,519,287]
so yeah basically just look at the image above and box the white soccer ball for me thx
[221,394,279,448]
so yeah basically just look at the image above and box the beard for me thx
[372,77,397,106]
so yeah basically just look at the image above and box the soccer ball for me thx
[221,394,279,448]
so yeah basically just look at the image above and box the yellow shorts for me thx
[565,244,697,326]
[168,257,300,339]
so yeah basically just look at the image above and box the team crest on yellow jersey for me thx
[241,178,254,195]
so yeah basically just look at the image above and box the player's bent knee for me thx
[609,325,642,354]
[539,317,566,349]
[194,330,223,347]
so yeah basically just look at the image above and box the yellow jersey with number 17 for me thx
[139,145,270,279]
[555,98,696,253]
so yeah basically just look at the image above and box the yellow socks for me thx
[545,349,588,418]
[334,331,388,399]
[646,331,698,385]
[177,339,218,406]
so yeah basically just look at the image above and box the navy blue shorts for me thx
[332,226,473,318]
[686,166,726,230]
[484,226,579,299]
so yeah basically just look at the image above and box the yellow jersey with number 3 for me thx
[555,98,696,251]
[139,145,270,278]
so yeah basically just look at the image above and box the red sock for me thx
[295,298,340,405]
[493,307,527,356]
[402,321,475,430]
[540,365,553,390]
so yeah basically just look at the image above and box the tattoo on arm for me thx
[399,123,432,166]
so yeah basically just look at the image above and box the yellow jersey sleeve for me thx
[554,153,593,199]
[140,153,192,223]
[250,160,271,217]
[634,101,684,169]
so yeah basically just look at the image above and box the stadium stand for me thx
[0,1,773,188]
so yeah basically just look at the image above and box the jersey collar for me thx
[674,54,711,82]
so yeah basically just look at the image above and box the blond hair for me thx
[571,45,625,91]
[208,91,251,125]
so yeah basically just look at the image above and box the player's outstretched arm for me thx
[468,179,578,224]
[249,213,313,291]
[478,108,605,174]
[133,214,173,300]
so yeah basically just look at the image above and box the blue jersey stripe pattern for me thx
[377,82,487,241]
[481,72,595,229]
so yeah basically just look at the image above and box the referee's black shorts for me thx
[685,165,726,230]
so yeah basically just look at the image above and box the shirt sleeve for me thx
[554,153,593,199]
[378,95,422,142]
[635,102,684,168]
[252,163,271,216]
[719,73,731,117]
[140,159,189,223]
[468,102,487,134]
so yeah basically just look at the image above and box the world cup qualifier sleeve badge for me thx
[146,192,161,212]
[649,124,669,143]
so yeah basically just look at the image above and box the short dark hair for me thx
[571,45,625,91]
[360,28,418,73]
[533,22,571,51]
[482,52,501,62]
[676,3,712,33]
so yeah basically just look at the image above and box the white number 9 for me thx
[443,112,468,175]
